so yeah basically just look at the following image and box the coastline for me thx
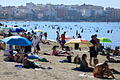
[0,20,120,23]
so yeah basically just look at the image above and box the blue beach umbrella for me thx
[1,36,32,46]
[10,27,26,32]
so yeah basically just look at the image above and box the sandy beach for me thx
[0,41,120,80]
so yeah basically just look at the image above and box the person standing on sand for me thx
[24,32,32,53]
[89,35,97,66]
[39,32,43,41]
[61,32,66,50]
[32,35,40,54]
[56,31,60,42]
[44,32,47,40]
[94,34,100,53]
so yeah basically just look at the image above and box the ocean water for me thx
[0,21,120,48]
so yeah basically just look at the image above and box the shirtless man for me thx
[93,62,115,79]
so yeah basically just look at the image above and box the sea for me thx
[0,21,120,49]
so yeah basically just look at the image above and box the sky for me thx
[1,0,120,8]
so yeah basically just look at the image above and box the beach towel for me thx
[15,65,23,68]
[28,55,39,59]
[79,73,94,78]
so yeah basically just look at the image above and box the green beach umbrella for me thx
[99,38,112,43]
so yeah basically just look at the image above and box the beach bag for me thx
[40,58,49,62]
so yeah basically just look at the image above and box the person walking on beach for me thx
[61,32,66,50]
[56,31,60,42]
[32,35,40,54]
[89,35,97,66]
[44,32,47,40]
[39,32,43,41]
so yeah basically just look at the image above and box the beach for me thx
[0,41,120,80]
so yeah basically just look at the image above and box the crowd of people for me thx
[55,31,120,79]
[0,26,120,79]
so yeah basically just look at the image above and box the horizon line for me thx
[0,2,119,9]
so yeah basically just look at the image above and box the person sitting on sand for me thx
[5,50,15,62]
[22,54,41,68]
[51,46,72,56]
[113,47,120,55]
[64,46,74,55]
[80,54,93,72]
[74,55,82,64]
[14,49,25,63]
[106,55,120,63]
[51,46,60,56]
[93,62,115,79]
[22,54,51,69]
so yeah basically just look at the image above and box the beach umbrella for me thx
[34,29,44,32]
[1,36,32,46]
[99,38,112,43]
[10,27,26,32]
[7,25,14,28]
[2,27,11,29]
[65,39,93,48]
[65,36,73,40]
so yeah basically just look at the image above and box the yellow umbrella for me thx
[7,25,15,28]
[65,39,93,48]
[34,29,44,32]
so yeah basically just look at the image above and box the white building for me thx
[79,4,104,17]
[14,6,33,17]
